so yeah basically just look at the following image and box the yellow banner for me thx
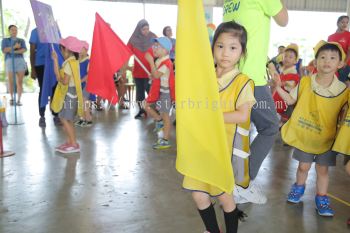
[175,0,234,194]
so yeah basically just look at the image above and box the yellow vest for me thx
[333,99,350,155]
[281,76,349,154]
[220,73,254,188]
[51,59,83,117]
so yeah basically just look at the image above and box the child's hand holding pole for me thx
[51,44,60,82]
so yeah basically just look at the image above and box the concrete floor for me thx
[0,93,349,233]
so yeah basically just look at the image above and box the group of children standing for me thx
[45,18,350,231]
[181,20,350,232]
[50,33,176,153]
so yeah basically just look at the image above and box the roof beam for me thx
[89,0,347,12]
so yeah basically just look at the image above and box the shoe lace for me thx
[250,182,263,193]
[318,197,331,209]
[289,185,304,197]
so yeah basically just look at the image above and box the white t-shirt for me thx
[155,55,170,93]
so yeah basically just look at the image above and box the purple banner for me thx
[30,0,60,43]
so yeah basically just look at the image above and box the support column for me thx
[0,0,4,39]
[142,0,146,19]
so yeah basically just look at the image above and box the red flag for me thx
[87,13,132,104]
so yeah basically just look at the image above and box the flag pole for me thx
[134,55,151,76]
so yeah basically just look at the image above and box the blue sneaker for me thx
[152,138,171,150]
[315,195,334,217]
[287,183,305,203]
[153,120,164,132]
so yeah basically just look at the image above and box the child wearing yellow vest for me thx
[274,40,349,217]
[332,94,350,224]
[51,36,84,154]
[182,22,255,233]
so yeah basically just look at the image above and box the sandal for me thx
[16,101,22,106]
[9,99,14,106]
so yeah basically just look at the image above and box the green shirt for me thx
[223,0,283,86]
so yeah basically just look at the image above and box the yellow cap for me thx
[285,43,299,59]
[314,40,346,62]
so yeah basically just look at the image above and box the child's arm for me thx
[284,80,297,92]
[273,76,297,105]
[145,52,163,79]
[51,50,70,85]
[81,75,88,83]
[51,50,60,82]
[61,74,70,85]
[223,103,250,124]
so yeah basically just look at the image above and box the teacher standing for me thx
[127,19,157,119]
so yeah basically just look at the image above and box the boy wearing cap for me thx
[274,40,349,216]
[145,37,175,149]
[272,43,300,123]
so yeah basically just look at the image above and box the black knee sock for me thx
[198,204,220,233]
[224,208,246,233]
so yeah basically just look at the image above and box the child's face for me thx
[213,32,242,72]
[60,47,70,59]
[152,42,168,58]
[315,50,343,75]
[283,50,297,69]
[80,48,88,57]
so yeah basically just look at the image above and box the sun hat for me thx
[285,43,299,59]
[313,40,346,62]
[59,36,83,53]
[151,37,172,52]
[80,40,89,51]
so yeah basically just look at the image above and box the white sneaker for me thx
[157,129,164,139]
[234,185,250,204]
[234,181,267,204]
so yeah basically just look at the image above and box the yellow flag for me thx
[175,0,234,194]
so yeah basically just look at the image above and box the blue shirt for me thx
[29,28,48,66]
[1,37,27,60]
[79,58,90,89]
[169,38,176,60]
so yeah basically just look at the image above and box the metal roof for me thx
[91,0,348,12]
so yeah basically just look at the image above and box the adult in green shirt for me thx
[223,0,288,204]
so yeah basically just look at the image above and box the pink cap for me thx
[59,36,83,53]
[80,40,89,50]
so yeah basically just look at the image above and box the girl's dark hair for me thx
[59,45,79,60]
[163,26,171,36]
[8,25,17,30]
[337,15,349,24]
[315,44,342,61]
[211,21,248,58]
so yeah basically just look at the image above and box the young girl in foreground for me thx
[51,36,84,154]
[183,21,256,233]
